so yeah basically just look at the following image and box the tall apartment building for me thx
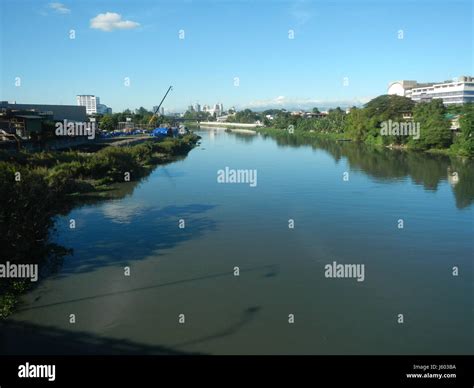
[202,103,224,116]
[388,76,474,105]
[76,95,100,115]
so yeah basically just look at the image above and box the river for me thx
[2,129,473,355]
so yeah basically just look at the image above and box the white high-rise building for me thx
[202,102,224,116]
[388,76,474,105]
[77,95,100,115]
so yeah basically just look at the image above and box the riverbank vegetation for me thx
[0,134,200,317]
[235,97,473,158]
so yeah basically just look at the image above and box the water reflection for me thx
[261,132,474,209]
[226,131,258,144]
[56,203,217,277]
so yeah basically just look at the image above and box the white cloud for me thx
[290,0,312,27]
[291,9,311,26]
[102,202,147,224]
[48,2,70,14]
[90,12,140,32]
[241,96,373,111]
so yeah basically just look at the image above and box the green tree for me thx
[135,107,149,116]
[452,103,474,157]
[231,109,261,124]
[365,95,415,121]
[272,111,296,129]
[326,108,346,132]
[99,115,116,132]
[363,95,415,145]
[344,108,371,141]
[183,110,211,121]
[412,100,452,150]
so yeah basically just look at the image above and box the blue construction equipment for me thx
[150,127,169,137]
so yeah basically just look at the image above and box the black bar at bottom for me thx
[0,355,471,386]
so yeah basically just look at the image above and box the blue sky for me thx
[1,0,472,112]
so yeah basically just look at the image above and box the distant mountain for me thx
[238,96,373,112]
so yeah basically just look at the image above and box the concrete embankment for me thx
[225,128,257,134]
[198,121,262,129]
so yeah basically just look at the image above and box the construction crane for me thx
[148,85,173,126]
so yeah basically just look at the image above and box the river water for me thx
[2,129,473,355]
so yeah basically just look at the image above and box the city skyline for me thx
[1,0,472,112]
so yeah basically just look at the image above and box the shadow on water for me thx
[0,306,264,355]
[0,319,201,355]
[173,306,262,348]
[260,132,474,209]
[2,264,277,354]
[15,265,278,313]
[55,203,218,277]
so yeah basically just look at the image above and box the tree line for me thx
[94,97,473,157]
[97,107,175,132]
[230,96,473,157]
